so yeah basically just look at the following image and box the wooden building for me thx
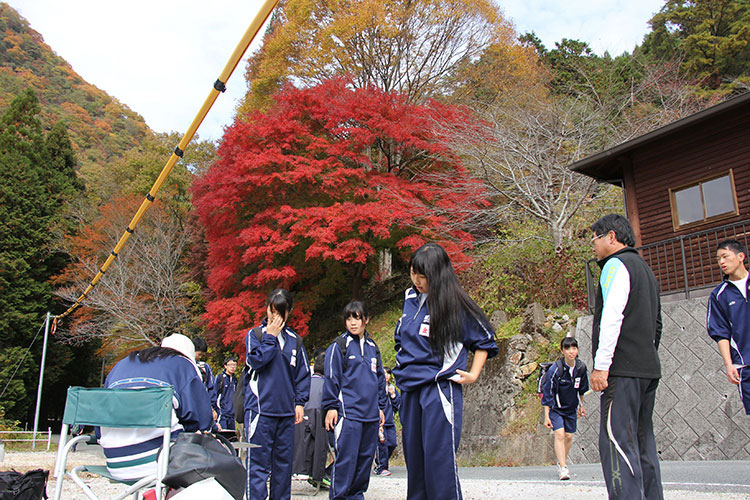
[568,92,750,299]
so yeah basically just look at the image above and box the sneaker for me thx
[321,476,331,488]
[375,469,392,476]
[558,465,570,480]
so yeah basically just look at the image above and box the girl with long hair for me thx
[393,243,498,500]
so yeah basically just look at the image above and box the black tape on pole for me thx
[146,193,155,202]
[174,147,184,158]
[214,79,227,92]
[125,226,134,234]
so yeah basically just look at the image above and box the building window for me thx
[669,170,739,230]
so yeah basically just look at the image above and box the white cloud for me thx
[6,0,665,142]
[500,0,663,56]
[8,0,266,141]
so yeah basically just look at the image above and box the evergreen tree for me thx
[0,89,83,421]
[642,0,750,88]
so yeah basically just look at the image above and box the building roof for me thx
[567,92,750,183]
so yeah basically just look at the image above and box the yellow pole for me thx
[57,0,280,320]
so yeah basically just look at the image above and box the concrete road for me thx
[381,461,750,495]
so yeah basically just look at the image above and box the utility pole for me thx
[32,312,51,449]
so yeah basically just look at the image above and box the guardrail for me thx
[586,219,750,313]
[0,428,52,451]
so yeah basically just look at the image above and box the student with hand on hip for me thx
[393,243,498,500]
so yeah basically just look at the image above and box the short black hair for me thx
[717,239,747,256]
[314,351,325,375]
[192,336,208,353]
[343,300,369,321]
[560,336,578,350]
[590,214,635,247]
[223,356,238,366]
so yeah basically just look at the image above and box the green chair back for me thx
[62,386,173,428]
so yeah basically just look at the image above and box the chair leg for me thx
[69,467,101,500]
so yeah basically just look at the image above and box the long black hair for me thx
[129,346,186,363]
[267,289,293,320]
[410,243,494,356]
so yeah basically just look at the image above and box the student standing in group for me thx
[393,243,498,500]
[245,289,310,500]
[707,239,750,416]
[374,366,401,477]
[541,336,588,480]
[215,356,238,431]
[193,336,218,425]
[589,214,663,500]
[323,300,386,500]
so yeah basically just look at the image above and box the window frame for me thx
[668,169,739,232]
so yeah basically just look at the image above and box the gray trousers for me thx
[599,376,663,500]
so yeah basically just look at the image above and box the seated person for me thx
[98,333,213,481]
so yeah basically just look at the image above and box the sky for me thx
[8,0,665,142]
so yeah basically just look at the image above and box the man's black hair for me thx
[590,214,635,247]
[560,336,579,350]
[717,239,747,257]
[223,356,238,366]
[192,336,208,353]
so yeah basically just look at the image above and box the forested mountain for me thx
[0,3,150,172]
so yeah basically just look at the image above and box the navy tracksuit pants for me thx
[374,425,397,472]
[401,380,463,500]
[245,410,294,500]
[330,417,379,500]
[599,377,663,500]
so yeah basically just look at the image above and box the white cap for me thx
[161,333,196,362]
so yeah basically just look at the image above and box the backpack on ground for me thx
[0,469,48,500]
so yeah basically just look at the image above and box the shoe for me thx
[307,477,331,489]
[375,469,392,476]
[558,465,570,480]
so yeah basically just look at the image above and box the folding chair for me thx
[53,386,174,500]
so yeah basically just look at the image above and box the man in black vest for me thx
[590,214,663,500]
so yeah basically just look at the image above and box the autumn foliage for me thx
[193,79,487,345]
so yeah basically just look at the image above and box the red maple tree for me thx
[192,79,487,345]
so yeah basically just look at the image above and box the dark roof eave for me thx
[567,92,750,182]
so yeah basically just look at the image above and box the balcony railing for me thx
[586,219,750,313]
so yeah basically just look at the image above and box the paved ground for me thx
[4,449,749,499]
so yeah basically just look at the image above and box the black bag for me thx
[0,469,48,500]
[163,433,245,499]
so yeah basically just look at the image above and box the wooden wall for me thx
[623,104,750,293]
[626,106,750,246]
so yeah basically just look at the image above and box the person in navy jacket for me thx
[541,336,588,480]
[244,289,310,500]
[215,356,238,431]
[99,333,212,481]
[708,239,750,415]
[393,243,498,500]
[374,366,401,476]
[323,300,386,500]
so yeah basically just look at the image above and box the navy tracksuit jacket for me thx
[393,287,498,500]
[244,320,310,500]
[708,276,750,414]
[323,331,386,500]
